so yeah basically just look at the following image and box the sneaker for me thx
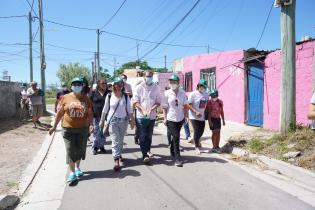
[180,146,184,152]
[75,168,83,177]
[119,155,124,163]
[113,160,120,172]
[67,173,77,183]
[187,138,194,144]
[175,159,183,167]
[134,139,139,145]
[212,148,222,154]
[147,152,154,158]
[195,147,201,155]
[143,157,150,164]
[93,148,98,155]
[99,147,106,153]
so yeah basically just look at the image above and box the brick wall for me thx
[0,81,21,118]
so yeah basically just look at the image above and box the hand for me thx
[89,125,94,134]
[99,121,104,129]
[130,119,135,130]
[209,122,213,128]
[163,119,167,126]
[196,111,202,118]
[223,120,226,126]
[48,126,56,135]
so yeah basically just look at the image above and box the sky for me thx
[1,0,314,86]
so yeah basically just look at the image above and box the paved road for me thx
[58,131,313,210]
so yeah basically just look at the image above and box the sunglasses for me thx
[175,99,178,107]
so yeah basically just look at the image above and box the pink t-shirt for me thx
[207,99,223,118]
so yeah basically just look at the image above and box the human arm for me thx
[99,95,109,129]
[187,93,202,118]
[221,101,225,126]
[307,94,315,120]
[48,105,64,135]
[87,100,94,134]
[207,102,213,127]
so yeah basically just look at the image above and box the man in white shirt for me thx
[27,81,44,128]
[134,71,161,163]
[121,74,133,98]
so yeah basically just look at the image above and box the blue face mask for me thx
[145,77,153,85]
[71,86,82,93]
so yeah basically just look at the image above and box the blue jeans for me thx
[137,118,155,158]
[91,117,106,149]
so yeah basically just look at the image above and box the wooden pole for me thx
[280,0,296,135]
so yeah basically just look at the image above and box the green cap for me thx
[169,74,180,81]
[210,89,218,97]
[198,79,208,88]
[71,77,83,85]
[113,77,123,84]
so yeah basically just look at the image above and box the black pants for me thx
[134,109,139,141]
[167,127,171,145]
[190,119,205,147]
[167,120,184,160]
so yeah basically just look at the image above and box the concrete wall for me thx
[0,81,21,118]
[182,50,245,123]
[264,40,314,130]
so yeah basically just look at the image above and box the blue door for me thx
[248,62,264,127]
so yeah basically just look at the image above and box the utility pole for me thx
[91,61,95,83]
[114,58,116,76]
[28,12,33,82]
[207,44,210,53]
[164,55,167,72]
[96,29,100,80]
[279,0,296,135]
[38,0,46,111]
[136,42,140,65]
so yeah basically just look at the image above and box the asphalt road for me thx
[58,131,313,210]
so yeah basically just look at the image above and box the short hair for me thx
[30,81,37,86]
[144,70,153,76]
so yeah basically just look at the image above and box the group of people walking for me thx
[49,71,225,183]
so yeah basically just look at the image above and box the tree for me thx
[99,67,112,81]
[57,63,92,86]
[113,60,152,77]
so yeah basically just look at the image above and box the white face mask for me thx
[212,98,218,101]
[170,84,178,90]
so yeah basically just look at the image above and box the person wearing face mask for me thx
[120,74,133,98]
[99,77,135,171]
[187,79,209,155]
[49,77,94,184]
[162,74,188,167]
[207,89,225,153]
[89,78,110,155]
[134,71,161,164]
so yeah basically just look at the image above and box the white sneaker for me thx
[143,157,150,164]
[195,147,201,155]
[147,152,154,158]
[188,138,194,144]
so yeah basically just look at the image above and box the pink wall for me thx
[182,50,245,123]
[157,72,184,93]
[264,41,314,130]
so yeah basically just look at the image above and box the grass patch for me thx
[46,98,55,105]
[243,127,315,170]
[6,181,18,187]
[246,139,265,153]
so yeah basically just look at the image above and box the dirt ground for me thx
[0,116,52,195]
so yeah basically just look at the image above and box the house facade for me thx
[173,39,315,130]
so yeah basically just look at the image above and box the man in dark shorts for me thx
[207,89,225,153]
[55,83,71,112]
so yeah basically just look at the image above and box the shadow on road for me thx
[79,169,141,181]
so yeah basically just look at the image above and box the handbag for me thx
[103,96,123,137]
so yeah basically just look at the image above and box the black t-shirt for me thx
[56,89,71,100]
[90,89,110,118]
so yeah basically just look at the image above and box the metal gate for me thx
[247,62,264,127]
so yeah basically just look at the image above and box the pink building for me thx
[174,39,315,130]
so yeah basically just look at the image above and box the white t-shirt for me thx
[102,93,132,122]
[188,90,209,121]
[21,89,28,100]
[27,87,43,105]
[310,93,315,129]
[134,82,161,120]
[162,88,188,122]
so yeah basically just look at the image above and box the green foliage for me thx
[99,67,112,81]
[46,97,55,105]
[57,63,92,86]
[113,60,152,77]
[246,139,265,153]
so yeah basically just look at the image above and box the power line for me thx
[25,0,38,17]
[140,0,202,59]
[255,1,274,48]
[0,15,27,19]
[42,18,97,31]
[100,0,127,30]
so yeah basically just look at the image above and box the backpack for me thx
[104,93,129,121]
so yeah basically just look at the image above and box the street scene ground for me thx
[0,116,51,196]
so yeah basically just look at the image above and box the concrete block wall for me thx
[0,81,21,118]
